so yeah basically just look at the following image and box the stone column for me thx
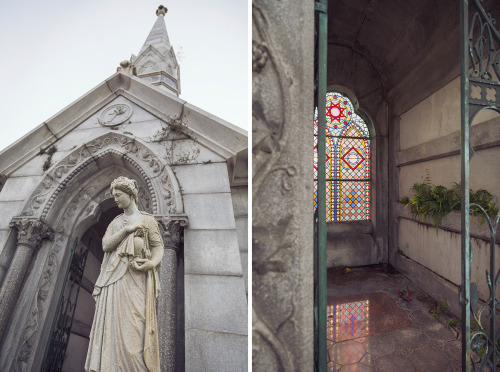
[156,215,188,372]
[0,218,54,342]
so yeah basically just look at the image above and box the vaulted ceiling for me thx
[327,0,500,117]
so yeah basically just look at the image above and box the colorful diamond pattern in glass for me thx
[314,92,371,221]
[342,146,365,171]
[327,300,369,342]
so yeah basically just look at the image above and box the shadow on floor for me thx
[326,265,462,371]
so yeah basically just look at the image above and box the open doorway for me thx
[43,206,120,371]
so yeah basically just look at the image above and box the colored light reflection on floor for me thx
[327,300,369,341]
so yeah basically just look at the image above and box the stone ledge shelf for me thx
[396,203,500,244]
[326,220,372,235]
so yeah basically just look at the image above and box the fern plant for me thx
[400,175,498,230]
[470,188,499,217]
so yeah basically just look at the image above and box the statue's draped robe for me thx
[85,212,163,372]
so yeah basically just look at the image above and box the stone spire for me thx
[129,5,181,96]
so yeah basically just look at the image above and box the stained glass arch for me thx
[314,91,372,222]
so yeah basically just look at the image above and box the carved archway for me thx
[22,133,183,221]
[4,133,186,372]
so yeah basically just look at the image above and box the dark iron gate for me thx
[42,238,89,372]
[460,0,500,370]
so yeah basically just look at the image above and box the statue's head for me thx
[110,176,139,202]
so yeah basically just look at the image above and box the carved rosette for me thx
[9,218,55,250]
[157,215,188,251]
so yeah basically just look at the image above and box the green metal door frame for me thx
[314,0,328,371]
[460,0,500,370]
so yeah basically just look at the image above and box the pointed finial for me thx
[131,4,180,96]
[156,5,168,16]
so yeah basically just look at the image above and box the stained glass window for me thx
[314,92,371,221]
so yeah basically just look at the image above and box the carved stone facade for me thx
[0,75,247,372]
[252,1,314,370]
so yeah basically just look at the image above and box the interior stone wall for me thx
[252,0,314,369]
[399,77,499,151]
[393,76,500,316]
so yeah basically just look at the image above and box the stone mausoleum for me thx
[0,6,248,371]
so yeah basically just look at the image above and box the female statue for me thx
[85,177,163,372]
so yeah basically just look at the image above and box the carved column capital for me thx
[155,214,188,251]
[9,217,55,251]
[0,218,55,342]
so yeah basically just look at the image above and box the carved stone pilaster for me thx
[155,214,187,371]
[253,1,314,369]
[0,218,54,342]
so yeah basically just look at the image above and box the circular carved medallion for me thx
[98,104,133,127]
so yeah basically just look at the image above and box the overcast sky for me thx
[0,0,248,152]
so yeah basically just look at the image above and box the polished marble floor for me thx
[326,266,462,371]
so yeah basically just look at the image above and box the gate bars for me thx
[460,0,500,370]
[42,238,89,372]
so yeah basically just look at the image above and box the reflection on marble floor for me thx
[326,267,461,372]
[328,300,369,342]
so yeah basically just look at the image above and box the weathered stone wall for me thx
[231,185,248,295]
[178,161,248,371]
[252,0,314,370]
[393,76,500,316]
